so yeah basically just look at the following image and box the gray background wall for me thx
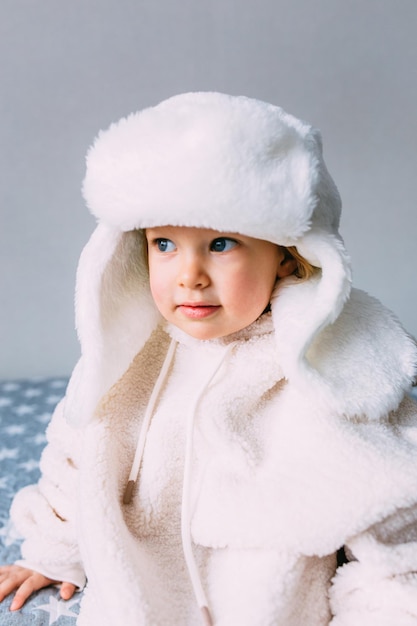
[1,0,416,379]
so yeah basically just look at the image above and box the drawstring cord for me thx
[123,337,234,626]
[123,338,177,505]
[181,343,234,626]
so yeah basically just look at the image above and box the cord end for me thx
[201,606,213,626]
[123,480,136,505]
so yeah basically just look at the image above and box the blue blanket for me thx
[0,378,81,625]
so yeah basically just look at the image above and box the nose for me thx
[178,251,210,289]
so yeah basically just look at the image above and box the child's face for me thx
[145,226,289,340]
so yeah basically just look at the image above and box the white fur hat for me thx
[65,92,353,425]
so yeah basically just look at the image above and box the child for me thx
[1,92,417,626]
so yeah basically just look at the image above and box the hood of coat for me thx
[62,92,412,426]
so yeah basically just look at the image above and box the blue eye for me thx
[155,238,176,252]
[210,238,238,252]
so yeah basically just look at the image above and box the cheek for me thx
[228,269,274,313]
[148,262,168,309]
[243,262,277,293]
[237,264,278,314]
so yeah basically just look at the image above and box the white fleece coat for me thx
[9,91,417,625]
[11,286,417,626]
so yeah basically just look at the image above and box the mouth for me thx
[177,303,221,319]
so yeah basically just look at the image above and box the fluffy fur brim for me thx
[82,92,341,246]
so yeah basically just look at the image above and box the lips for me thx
[177,303,220,319]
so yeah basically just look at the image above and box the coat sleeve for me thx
[329,394,417,625]
[10,398,86,589]
[329,501,417,625]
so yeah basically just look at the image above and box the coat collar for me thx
[273,282,417,420]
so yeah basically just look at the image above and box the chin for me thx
[179,324,224,341]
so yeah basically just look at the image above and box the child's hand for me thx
[0,564,76,611]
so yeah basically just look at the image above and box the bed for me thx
[0,377,80,625]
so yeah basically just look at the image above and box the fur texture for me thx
[65,92,355,425]
[82,93,341,241]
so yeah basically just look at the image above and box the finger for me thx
[10,591,27,611]
[0,565,28,586]
[0,570,28,602]
[9,576,46,611]
[0,578,20,603]
[60,582,76,600]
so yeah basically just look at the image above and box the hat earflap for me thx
[64,224,161,426]
[271,228,352,389]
